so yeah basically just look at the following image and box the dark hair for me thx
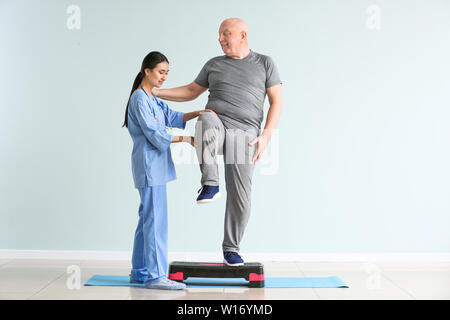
[122,51,169,128]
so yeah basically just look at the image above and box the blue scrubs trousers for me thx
[130,185,168,285]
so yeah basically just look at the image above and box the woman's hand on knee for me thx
[183,136,197,147]
[172,136,197,147]
[183,109,216,122]
[198,109,216,116]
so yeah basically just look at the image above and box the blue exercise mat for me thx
[84,275,348,288]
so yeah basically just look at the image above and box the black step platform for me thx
[168,261,265,288]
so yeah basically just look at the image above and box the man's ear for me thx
[241,31,247,41]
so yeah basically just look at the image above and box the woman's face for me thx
[144,61,169,88]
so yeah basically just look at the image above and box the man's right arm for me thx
[153,81,207,102]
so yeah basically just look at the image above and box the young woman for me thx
[123,51,214,290]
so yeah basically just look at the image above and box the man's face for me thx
[218,23,243,56]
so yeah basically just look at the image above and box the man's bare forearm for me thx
[262,102,283,139]
[156,85,194,102]
[262,84,283,140]
[154,81,207,102]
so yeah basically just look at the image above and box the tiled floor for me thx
[0,259,449,300]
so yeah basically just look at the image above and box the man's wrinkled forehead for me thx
[219,22,234,34]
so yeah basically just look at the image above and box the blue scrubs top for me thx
[127,88,186,188]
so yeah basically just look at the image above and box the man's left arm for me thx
[250,83,283,163]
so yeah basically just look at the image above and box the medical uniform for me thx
[127,86,185,285]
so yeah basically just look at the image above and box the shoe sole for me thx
[146,285,186,290]
[197,192,221,204]
[131,276,185,289]
[145,280,186,290]
[223,258,244,267]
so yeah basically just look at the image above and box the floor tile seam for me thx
[27,270,68,300]
[289,262,321,299]
[299,266,413,300]
[293,263,321,299]
[379,272,416,300]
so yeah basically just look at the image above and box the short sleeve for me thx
[264,56,282,89]
[194,61,210,88]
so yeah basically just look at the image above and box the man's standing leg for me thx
[222,127,258,255]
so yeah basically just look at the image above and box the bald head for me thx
[218,18,250,59]
[220,18,249,34]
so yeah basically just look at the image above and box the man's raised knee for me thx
[198,111,219,122]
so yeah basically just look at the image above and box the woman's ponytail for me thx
[122,52,169,128]
[122,71,144,128]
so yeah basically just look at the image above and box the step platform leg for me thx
[247,272,265,288]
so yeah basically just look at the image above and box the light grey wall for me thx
[1,0,449,253]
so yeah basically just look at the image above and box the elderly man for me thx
[153,18,283,266]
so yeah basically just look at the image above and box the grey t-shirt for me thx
[194,50,281,131]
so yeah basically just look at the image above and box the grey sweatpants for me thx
[195,112,258,253]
